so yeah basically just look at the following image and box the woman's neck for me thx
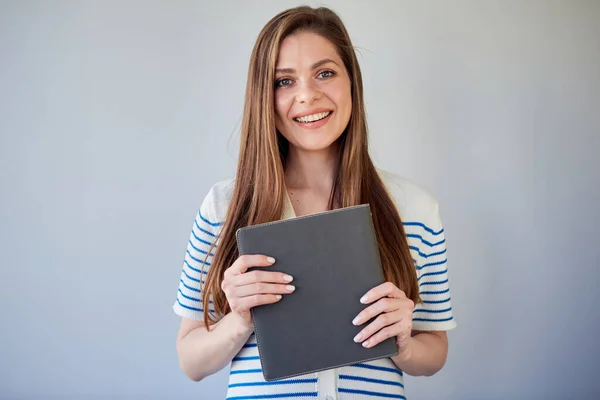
[284,143,339,192]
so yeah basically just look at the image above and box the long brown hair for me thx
[201,6,420,327]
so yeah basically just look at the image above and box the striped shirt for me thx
[173,170,456,399]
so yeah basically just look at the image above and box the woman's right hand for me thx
[221,255,295,328]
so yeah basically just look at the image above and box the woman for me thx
[173,6,456,399]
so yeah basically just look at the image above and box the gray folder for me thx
[236,204,399,381]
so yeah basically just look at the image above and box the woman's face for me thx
[274,31,352,153]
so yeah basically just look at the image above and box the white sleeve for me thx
[406,203,457,331]
[172,193,222,322]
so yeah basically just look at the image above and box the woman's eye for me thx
[276,78,292,87]
[319,70,335,79]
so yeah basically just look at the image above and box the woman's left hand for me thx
[352,282,415,355]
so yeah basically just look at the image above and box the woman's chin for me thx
[286,131,343,153]
[292,139,340,153]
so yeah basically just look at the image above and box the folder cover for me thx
[236,204,399,381]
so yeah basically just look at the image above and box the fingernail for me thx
[360,295,368,304]
[352,316,361,325]
[362,340,370,348]
[267,257,276,263]
[285,285,295,292]
[283,274,293,282]
[275,295,282,300]
[353,333,363,342]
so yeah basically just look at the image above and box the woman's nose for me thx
[295,79,322,104]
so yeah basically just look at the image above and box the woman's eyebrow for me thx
[275,58,339,74]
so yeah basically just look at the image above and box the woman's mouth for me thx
[293,111,331,123]
[292,111,333,129]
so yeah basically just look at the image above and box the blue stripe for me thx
[421,288,450,295]
[409,246,447,259]
[418,269,448,281]
[406,234,445,247]
[176,297,203,312]
[188,243,215,258]
[177,288,213,305]
[403,222,443,235]
[226,393,318,399]
[242,343,258,348]
[180,279,200,293]
[339,374,403,388]
[192,228,216,247]
[422,297,451,304]
[413,307,452,314]
[182,269,201,283]
[229,378,317,388]
[178,288,200,303]
[230,369,262,375]
[350,363,402,376]
[419,279,449,286]
[186,250,207,265]
[189,238,215,256]
[184,259,209,274]
[416,259,447,271]
[195,218,217,238]
[233,356,260,361]
[338,388,406,399]
[413,316,454,322]
[199,212,223,227]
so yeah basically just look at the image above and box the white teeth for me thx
[294,111,331,123]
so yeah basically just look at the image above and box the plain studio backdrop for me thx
[1,0,599,399]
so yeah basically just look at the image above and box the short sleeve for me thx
[172,193,223,322]
[406,204,457,331]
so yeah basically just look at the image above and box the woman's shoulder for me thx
[377,168,442,224]
[198,172,443,225]
[199,178,236,223]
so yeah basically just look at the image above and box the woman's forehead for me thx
[276,32,341,70]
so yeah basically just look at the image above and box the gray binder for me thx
[236,204,399,381]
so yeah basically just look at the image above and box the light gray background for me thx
[1,0,599,399]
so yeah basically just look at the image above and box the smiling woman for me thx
[172,5,456,400]
[274,34,352,152]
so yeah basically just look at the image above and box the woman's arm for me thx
[176,312,253,382]
[176,255,294,381]
[391,330,448,376]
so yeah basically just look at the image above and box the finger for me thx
[234,270,293,286]
[359,282,405,305]
[362,321,405,348]
[240,294,283,310]
[353,297,401,326]
[235,282,295,297]
[353,310,402,344]
[226,254,276,277]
